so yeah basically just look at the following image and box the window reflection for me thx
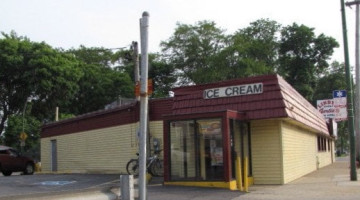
[197,119,223,180]
[170,120,196,180]
[169,119,223,181]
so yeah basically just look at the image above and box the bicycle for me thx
[126,149,163,177]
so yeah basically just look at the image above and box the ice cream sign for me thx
[203,83,263,99]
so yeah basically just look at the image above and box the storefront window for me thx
[169,118,223,181]
[170,120,196,180]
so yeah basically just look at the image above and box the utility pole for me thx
[346,0,360,163]
[132,41,140,101]
[341,0,358,181]
[139,11,149,200]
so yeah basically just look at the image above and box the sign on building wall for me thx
[203,83,263,99]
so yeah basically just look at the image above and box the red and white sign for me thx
[317,97,347,122]
[317,99,335,119]
[333,90,347,122]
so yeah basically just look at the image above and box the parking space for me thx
[0,173,119,199]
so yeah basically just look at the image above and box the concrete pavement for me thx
[147,157,360,200]
[233,159,360,200]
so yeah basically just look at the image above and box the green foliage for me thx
[161,20,339,103]
[278,23,339,101]
[0,31,82,133]
[149,54,177,98]
[2,114,41,160]
[161,20,226,84]
[67,46,133,114]
[215,19,280,80]
[114,50,177,98]
[336,121,349,154]
[313,62,346,102]
[160,19,281,84]
[59,113,75,120]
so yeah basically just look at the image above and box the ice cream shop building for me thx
[41,74,335,189]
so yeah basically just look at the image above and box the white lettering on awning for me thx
[203,83,263,99]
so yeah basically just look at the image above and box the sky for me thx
[0,0,357,66]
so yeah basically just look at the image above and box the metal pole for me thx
[346,0,360,165]
[341,0,358,181]
[22,100,27,133]
[21,100,28,153]
[55,107,59,122]
[355,1,360,162]
[132,41,140,101]
[139,11,149,200]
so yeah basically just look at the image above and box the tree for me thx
[214,19,280,80]
[278,23,339,101]
[114,49,177,98]
[148,54,177,98]
[3,113,41,160]
[161,21,226,85]
[67,46,133,115]
[313,61,346,102]
[0,31,82,134]
[161,19,281,84]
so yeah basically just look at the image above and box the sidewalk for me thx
[146,157,360,200]
[232,159,360,200]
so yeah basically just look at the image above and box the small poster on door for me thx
[211,147,223,166]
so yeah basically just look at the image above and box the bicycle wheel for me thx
[150,159,163,177]
[126,159,139,176]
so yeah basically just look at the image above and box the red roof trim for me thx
[41,98,173,138]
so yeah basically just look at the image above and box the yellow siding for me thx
[281,121,334,183]
[149,121,164,159]
[40,139,51,172]
[251,120,282,184]
[281,121,317,183]
[41,121,163,173]
[317,151,332,168]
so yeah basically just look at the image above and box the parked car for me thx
[0,145,35,176]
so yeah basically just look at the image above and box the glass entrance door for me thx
[230,120,252,180]
[169,118,224,181]
[169,120,196,180]
[198,119,224,180]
